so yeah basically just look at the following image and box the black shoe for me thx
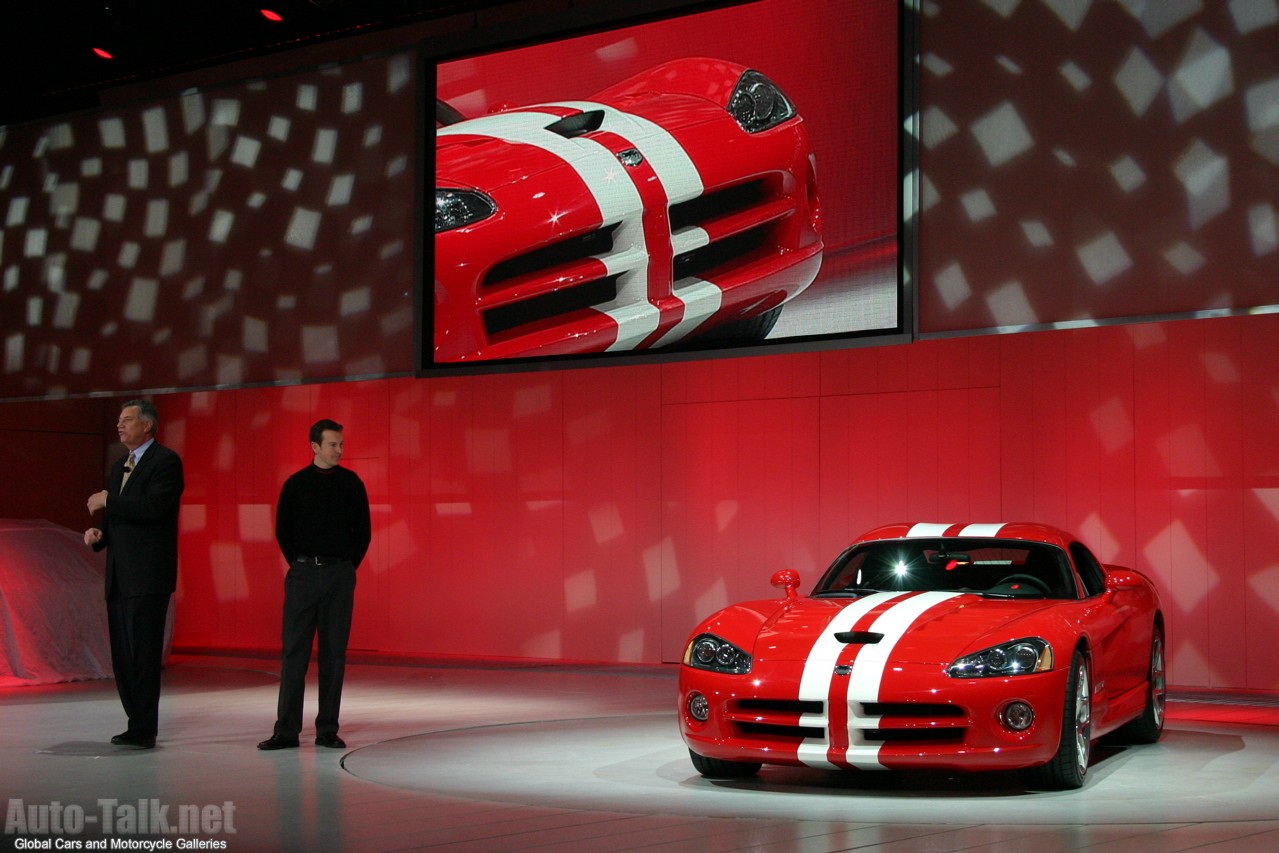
[111,732,156,749]
[315,733,346,749]
[257,734,299,750]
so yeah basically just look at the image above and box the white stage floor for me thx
[3,654,1277,852]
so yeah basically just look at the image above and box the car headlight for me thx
[947,638,1053,678]
[435,189,496,233]
[727,70,797,133]
[684,633,752,674]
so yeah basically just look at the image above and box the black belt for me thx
[293,555,346,566]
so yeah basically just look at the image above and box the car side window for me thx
[1069,542,1107,597]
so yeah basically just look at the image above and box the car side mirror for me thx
[771,569,800,600]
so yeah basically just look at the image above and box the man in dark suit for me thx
[84,399,184,750]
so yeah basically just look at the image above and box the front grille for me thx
[468,168,806,347]
[673,225,774,282]
[727,697,824,743]
[482,275,619,338]
[738,721,826,739]
[483,225,618,288]
[738,699,824,715]
[669,181,767,231]
[862,728,965,743]
[479,224,620,339]
[857,702,968,744]
[860,703,965,718]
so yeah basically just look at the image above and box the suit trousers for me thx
[274,559,356,738]
[107,591,171,738]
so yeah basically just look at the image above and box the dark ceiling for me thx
[0,1,508,127]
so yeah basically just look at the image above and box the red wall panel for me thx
[10,311,1277,693]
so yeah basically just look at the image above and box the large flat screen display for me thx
[429,0,902,367]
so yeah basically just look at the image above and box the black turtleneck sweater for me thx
[275,463,371,568]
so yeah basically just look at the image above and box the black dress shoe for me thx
[111,732,156,749]
[315,733,346,749]
[256,734,299,750]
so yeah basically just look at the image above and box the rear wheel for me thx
[689,749,761,779]
[1116,625,1166,744]
[1021,649,1091,790]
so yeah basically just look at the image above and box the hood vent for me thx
[546,110,604,138]
[834,630,884,644]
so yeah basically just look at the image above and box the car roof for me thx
[853,522,1075,551]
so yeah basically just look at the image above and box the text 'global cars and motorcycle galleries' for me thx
[679,522,1166,790]
[6,798,236,850]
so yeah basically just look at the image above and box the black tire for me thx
[688,749,761,779]
[1021,649,1091,790]
[696,306,784,345]
[1116,624,1166,744]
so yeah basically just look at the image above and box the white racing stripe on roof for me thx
[959,523,1007,537]
[905,523,1008,538]
[905,523,952,538]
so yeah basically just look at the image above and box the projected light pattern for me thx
[0,52,416,399]
[917,1,1279,333]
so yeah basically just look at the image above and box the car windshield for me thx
[811,538,1077,600]
[436,99,465,128]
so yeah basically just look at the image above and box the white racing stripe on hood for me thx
[796,591,963,771]
[439,103,715,351]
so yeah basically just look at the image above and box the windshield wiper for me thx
[814,587,883,598]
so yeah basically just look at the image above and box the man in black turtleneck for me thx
[258,418,371,751]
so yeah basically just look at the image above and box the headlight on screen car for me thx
[435,189,496,233]
[727,70,796,133]
[684,633,752,674]
[947,638,1053,678]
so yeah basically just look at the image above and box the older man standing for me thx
[84,399,185,750]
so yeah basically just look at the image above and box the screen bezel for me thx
[417,0,917,376]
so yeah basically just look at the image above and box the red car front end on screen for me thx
[434,58,823,362]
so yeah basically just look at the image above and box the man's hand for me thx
[84,527,103,547]
[87,490,108,514]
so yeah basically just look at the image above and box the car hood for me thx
[747,592,1062,666]
[437,95,728,192]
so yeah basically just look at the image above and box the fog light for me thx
[1002,701,1034,731]
[688,693,710,722]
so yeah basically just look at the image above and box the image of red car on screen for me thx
[433,57,823,363]
[679,522,1166,790]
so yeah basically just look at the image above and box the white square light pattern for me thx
[919,1,1279,332]
[0,51,417,397]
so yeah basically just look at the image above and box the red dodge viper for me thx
[434,58,823,362]
[678,522,1166,789]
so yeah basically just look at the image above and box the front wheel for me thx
[1021,649,1091,790]
[689,749,761,779]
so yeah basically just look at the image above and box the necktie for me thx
[121,453,136,493]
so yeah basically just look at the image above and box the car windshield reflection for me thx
[812,539,1077,599]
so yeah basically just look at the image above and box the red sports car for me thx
[434,57,823,362]
[678,522,1166,789]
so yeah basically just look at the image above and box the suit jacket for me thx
[92,441,185,599]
